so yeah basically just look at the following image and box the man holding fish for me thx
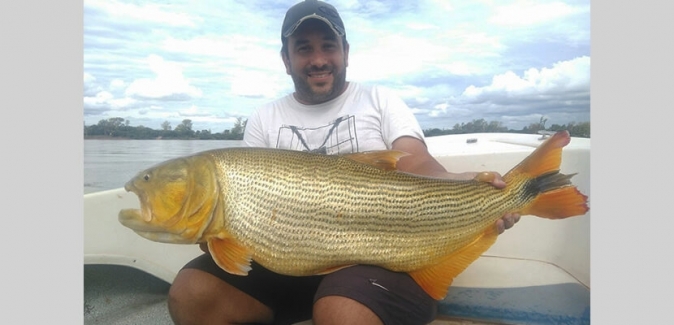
[168,1,520,324]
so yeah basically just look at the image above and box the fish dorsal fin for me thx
[408,225,499,300]
[207,237,253,276]
[343,150,410,171]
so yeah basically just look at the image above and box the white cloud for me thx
[426,0,454,12]
[178,105,212,117]
[229,68,288,99]
[164,35,281,66]
[85,0,198,27]
[163,36,242,58]
[349,35,445,81]
[418,56,590,129]
[84,91,136,110]
[125,55,203,100]
[84,90,112,104]
[83,72,102,97]
[490,1,579,26]
[405,22,439,31]
[84,72,95,84]
[462,56,590,98]
[110,79,126,90]
[349,28,504,82]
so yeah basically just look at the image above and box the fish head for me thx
[118,154,219,244]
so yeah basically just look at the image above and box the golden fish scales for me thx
[205,148,521,274]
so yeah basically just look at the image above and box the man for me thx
[169,1,520,324]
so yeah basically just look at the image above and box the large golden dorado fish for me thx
[119,131,588,299]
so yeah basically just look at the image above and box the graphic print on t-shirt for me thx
[275,115,359,154]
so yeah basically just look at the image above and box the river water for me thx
[83,139,244,194]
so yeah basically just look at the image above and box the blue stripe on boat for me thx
[438,283,590,325]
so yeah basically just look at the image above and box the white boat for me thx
[84,132,590,325]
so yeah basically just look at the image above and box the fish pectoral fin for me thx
[207,237,253,276]
[343,150,410,171]
[314,264,356,275]
[408,225,499,300]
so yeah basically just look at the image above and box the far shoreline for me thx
[83,136,241,140]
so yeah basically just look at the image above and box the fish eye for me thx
[143,174,150,181]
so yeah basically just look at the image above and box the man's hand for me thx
[496,212,521,234]
[465,171,521,234]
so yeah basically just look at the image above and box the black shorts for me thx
[183,254,437,325]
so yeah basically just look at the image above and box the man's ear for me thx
[281,50,291,75]
[343,41,350,68]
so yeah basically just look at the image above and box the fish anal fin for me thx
[207,237,253,276]
[505,131,570,180]
[409,226,499,300]
[343,150,410,171]
[315,264,356,275]
[522,186,589,219]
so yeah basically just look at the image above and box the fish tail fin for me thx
[505,131,589,219]
[521,183,589,219]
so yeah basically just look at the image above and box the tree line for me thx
[423,117,590,138]
[84,116,590,140]
[84,117,247,140]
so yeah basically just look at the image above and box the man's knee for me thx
[314,265,437,325]
[313,295,383,325]
[168,269,213,324]
[168,268,275,325]
[169,269,207,303]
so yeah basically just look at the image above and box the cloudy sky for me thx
[83,0,590,133]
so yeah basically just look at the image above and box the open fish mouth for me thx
[118,209,195,244]
[123,180,154,223]
[118,209,164,232]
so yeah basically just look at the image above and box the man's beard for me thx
[290,65,347,104]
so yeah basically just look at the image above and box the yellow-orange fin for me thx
[343,150,410,171]
[501,130,589,219]
[314,264,356,275]
[522,186,589,219]
[207,237,253,276]
[504,130,570,180]
[408,226,499,300]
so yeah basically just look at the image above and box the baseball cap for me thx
[281,0,346,40]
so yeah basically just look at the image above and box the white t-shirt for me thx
[243,82,425,154]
